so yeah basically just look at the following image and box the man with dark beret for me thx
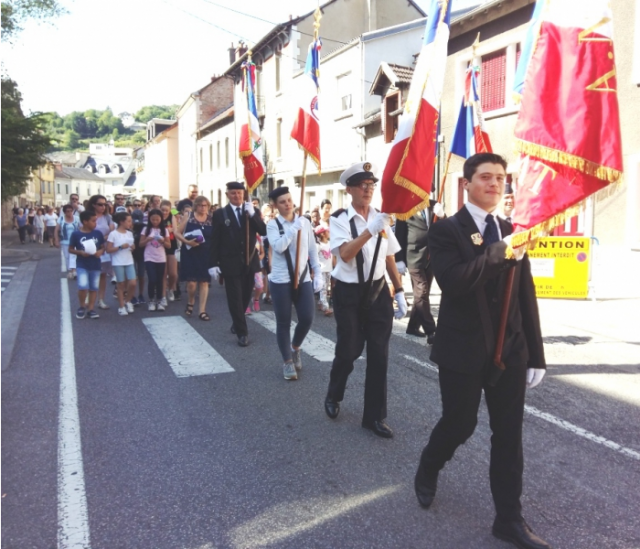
[209,182,266,346]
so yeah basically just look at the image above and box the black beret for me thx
[226,181,245,190]
[268,186,290,201]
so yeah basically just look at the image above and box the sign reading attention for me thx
[528,237,591,299]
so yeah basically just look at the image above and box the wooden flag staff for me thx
[293,152,309,289]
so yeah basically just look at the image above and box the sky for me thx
[1,0,482,117]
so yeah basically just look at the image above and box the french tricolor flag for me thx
[381,0,451,220]
[450,65,492,158]
[291,37,321,171]
[239,59,266,193]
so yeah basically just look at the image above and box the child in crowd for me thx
[106,212,137,316]
[68,210,105,320]
[55,204,80,279]
[33,208,45,244]
[140,209,170,311]
[315,225,333,316]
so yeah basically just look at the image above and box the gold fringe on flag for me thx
[506,178,624,254]
[514,139,623,184]
[294,142,320,175]
[246,173,265,195]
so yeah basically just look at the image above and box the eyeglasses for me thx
[133,203,141,207]
[357,182,377,191]
[95,202,106,207]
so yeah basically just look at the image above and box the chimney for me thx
[228,43,236,65]
[237,40,248,59]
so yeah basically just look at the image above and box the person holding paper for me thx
[175,195,214,320]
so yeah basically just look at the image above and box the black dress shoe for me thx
[361,419,393,438]
[414,464,438,508]
[237,335,249,347]
[426,332,436,345]
[324,397,340,419]
[492,517,552,549]
[230,325,236,334]
[406,327,427,338]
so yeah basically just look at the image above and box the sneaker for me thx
[76,307,86,319]
[160,297,168,307]
[167,289,175,302]
[118,307,128,316]
[126,302,134,313]
[283,361,298,380]
[174,288,182,301]
[245,307,252,315]
[87,310,100,319]
[72,271,77,279]
[113,287,118,298]
[137,295,146,305]
[157,302,166,312]
[148,301,157,312]
[111,275,117,284]
[98,299,110,310]
[291,348,302,371]
[130,296,139,306]
[253,299,260,313]
[67,272,74,280]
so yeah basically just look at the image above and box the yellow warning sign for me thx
[528,237,590,299]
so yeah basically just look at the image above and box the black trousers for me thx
[419,363,527,521]
[223,269,255,337]
[327,279,393,423]
[407,266,436,334]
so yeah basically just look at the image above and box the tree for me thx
[1,77,51,201]
[62,129,80,150]
[134,105,177,123]
[1,0,67,43]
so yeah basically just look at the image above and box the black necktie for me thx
[236,207,242,224]
[483,214,499,246]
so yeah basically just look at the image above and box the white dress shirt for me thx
[330,204,400,283]
[267,214,320,284]
[465,202,502,240]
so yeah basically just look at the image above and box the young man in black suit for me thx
[209,182,266,347]
[414,153,550,549]
[394,199,445,343]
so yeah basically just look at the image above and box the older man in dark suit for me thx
[209,182,266,347]
[414,153,550,549]
[394,199,445,343]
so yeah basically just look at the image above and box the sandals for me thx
[185,303,194,317]
[199,312,210,321]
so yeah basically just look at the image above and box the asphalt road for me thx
[2,243,639,549]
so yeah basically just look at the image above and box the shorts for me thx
[100,260,113,276]
[113,264,136,282]
[76,268,101,291]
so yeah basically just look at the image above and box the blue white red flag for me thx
[291,30,321,170]
[381,0,452,219]
[239,59,266,193]
[450,65,492,158]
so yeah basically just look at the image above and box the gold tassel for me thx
[515,139,623,184]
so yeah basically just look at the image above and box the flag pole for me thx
[244,53,253,266]
[432,151,451,223]
[293,153,308,289]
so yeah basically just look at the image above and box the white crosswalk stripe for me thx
[143,316,235,377]
[1,267,18,292]
[249,310,363,363]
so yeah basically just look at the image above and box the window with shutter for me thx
[481,48,507,112]
[384,92,399,144]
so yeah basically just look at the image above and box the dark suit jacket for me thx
[428,206,545,374]
[395,200,438,269]
[210,204,267,276]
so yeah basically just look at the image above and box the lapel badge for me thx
[471,232,483,246]
[225,219,231,227]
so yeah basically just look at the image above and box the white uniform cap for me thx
[339,161,379,187]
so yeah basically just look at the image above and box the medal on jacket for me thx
[471,232,483,246]
[225,219,231,226]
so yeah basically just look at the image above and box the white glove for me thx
[244,201,255,217]
[503,234,525,261]
[526,368,546,389]
[291,216,303,231]
[367,212,390,236]
[432,202,445,218]
[396,261,407,276]
[394,291,408,319]
[208,266,222,280]
[313,275,324,293]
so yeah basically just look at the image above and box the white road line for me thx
[402,354,640,462]
[143,316,235,377]
[249,310,362,363]
[1,266,18,270]
[393,318,432,347]
[58,279,91,548]
[61,249,67,273]
[1,287,5,292]
[1,278,11,283]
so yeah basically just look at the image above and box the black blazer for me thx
[428,206,545,374]
[210,204,267,276]
[395,200,439,269]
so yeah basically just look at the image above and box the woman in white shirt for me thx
[267,187,323,381]
[43,207,58,247]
